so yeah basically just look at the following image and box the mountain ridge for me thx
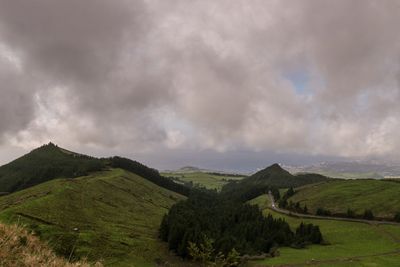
[0,143,105,193]
[222,163,330,201]
[0,143,190,197]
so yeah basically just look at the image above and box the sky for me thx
[1,0,400,172]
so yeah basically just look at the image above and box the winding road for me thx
[260,192,400,266]
[267,191,400,226]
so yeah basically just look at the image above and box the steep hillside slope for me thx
[288,179,400,218]
[0,222,101,267]
[0,168,185,266]
[0,144,190,198]
[0,143,105,193]
[222,164,329,200]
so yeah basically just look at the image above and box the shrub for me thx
[363,210,374,220]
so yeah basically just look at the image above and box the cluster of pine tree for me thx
[159,190,323,261]
[222,183,280,202]
[278,187,301,211]
[293,222,323,248]
[282,201,308,214]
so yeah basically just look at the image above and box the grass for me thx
[248,194,270,207]
[288,179,400,218]
[249,195,400,267]
[162,171,245,190]
[0,168,187,266]
[0,222,101,267]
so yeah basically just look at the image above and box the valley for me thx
[0,144,399,267]
[2,2,399,266]
[162,170,246,190]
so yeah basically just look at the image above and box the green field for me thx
[288,179,400,218]
[249,195,400,267]
[304,170,383,179]
[0,168,187,266]
[162,171,245,190]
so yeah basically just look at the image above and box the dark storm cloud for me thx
[0,0,136,81]
[1,0,400,168]
[0,0,172,147]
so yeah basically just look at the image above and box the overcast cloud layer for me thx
[1,0,400,170]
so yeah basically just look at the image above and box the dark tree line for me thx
[316,207,376,220]
[159,190,323,261]
[316,207,332,216]
[363,209,374,220]
[109,157,191,196]
[222,183,280,203]
[293,222,323,248]
[206,172,247,178]
[395,212,400,222]
[278,187,300,210]
[280,200,308,214]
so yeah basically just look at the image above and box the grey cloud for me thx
[0,0,138,82]
[0,57,35,139]
[1,0,400,168]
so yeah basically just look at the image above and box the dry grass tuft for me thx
[0,223,102,267]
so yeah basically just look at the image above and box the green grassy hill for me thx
[288,179,400,218]
[0,168,186,266]
[222,164,330,200]
[249,195,400,267]
[0,143,105,193]
[162,171,246,190]
[0,143,190,198]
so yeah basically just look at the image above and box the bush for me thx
[316,208,331,216]
[346,208,355,218]
[363,210,374,220]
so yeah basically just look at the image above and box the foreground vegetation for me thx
[0,222,101,267]
[249,195,400,266]
[0,169,186,266]
[288,179,400,219]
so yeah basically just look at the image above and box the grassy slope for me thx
[249,195,400,267]
[0,168,186,266]
[162,171,245,190]
[288,179,400,218]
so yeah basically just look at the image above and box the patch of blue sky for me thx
[283,67,311,95]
